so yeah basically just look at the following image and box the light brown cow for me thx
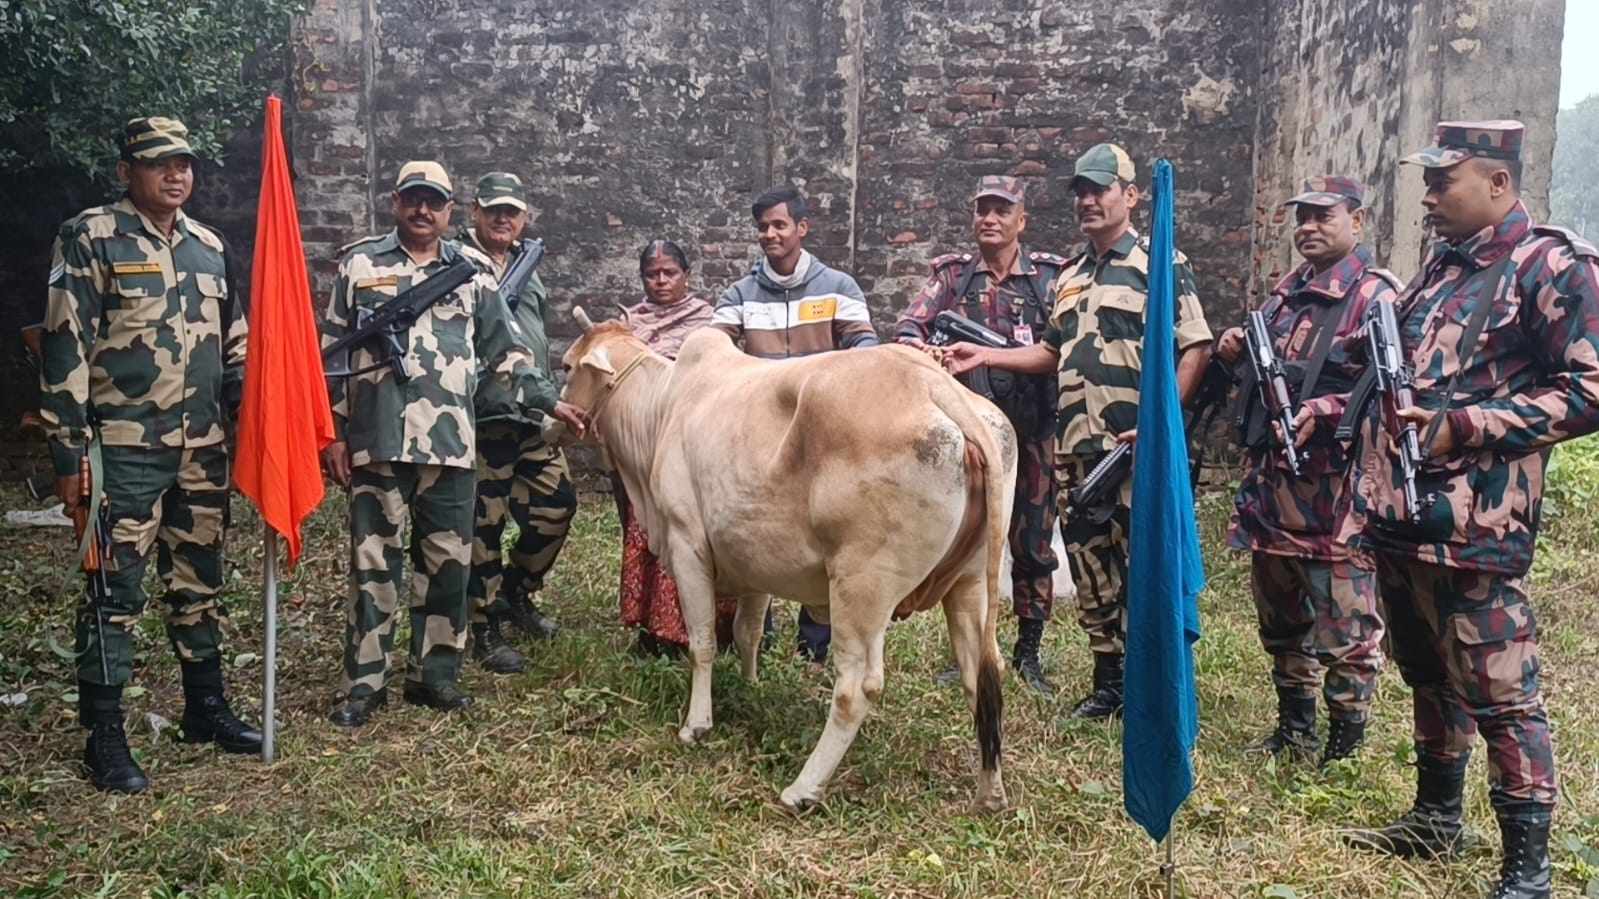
[561,310,1016,812]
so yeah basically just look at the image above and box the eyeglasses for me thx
[397,191,450,211]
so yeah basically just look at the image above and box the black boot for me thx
[1321,715,1367,767]
[328,688,388,728]
[503,579,559,642]
[79,683,149,793]
[1345,753,1475,858]
[1011,617,1055,695]
[1488,802,1553,899]
[1248,689,1320,761]
[472,618,527,674]
[402,680,474,712]
[1067,652,1124,720]
[179,658,263,754]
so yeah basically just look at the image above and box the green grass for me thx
[1,444,1598,898]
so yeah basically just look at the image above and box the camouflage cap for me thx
[1284,175,1365,209]
[121,116,198,162]
[1401,119,1524,168]
[1071,143,1136,187]
[395,160,453,199]
[475,172,528,211]
[971,175,1026,205]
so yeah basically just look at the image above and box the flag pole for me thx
[1161,829,1176,896]
[262,525,278,763]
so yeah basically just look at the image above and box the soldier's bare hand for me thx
[897,336,930,352]
[1216,327,1245,365]
[321,441,351,489]
[550,401,589,440]
[1115,429,1138,445]
[1289,407,1316,448]
[1396,406,1454,458]
[941,343,986,376]
[56,474,82,513]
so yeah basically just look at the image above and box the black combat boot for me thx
[472,617,527,674]
[328,688,387,728]
[1067,652,1124,720]
[1011,617,1055,695]
[179,657,263,754]
[402,680,474,712]
[1345,753,1475,858]
[1488,802,1553,899]
[1248,689,1320,761]
[503,579,559,642]
[80,683,149,793]
[1320,715,1367,767]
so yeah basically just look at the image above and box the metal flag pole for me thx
[262,525,278,764]
[1161,829,1177,897]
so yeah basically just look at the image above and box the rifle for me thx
[497,238,545,312]
[75,450,113,683]
[1243,309,1303,477]
[321,257,480,382]
[1064,441,1132,523]
[1185,355,1236,487]
[928,309,1021,350]
[1366,298,1432,523]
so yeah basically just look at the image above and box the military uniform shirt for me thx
[460,229,551,426]
[321,231,557,470]
[40,197,246,476]
[1042,228,1212,458]
[1336,203,1599,575]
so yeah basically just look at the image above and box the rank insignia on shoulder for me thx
[930,252,971,270]
[338,235,386,257]
[1028,251,1070,267]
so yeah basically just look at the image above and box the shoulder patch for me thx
[1367,267,1404,291]
[48,261,65,287]
[1531,225,1599,261]
[930,252,971,270]
[338,234,387,257]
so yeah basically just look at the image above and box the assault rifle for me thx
[1244,309,1303,477]
[928,310,1020,350]
[1065,441,1132,522]
[75,450,113,683]
[497,239,545,312]
[1366,298,1432,523]
[321,257,479,382]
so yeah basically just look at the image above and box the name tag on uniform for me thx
[354,275,399,290]
[111,262,162,275]
[1013,324,1035,346]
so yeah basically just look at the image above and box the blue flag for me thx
[1122,158,1205,844]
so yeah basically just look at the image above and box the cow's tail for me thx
[929,381,1008,774]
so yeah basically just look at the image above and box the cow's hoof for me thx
[970,790,1009,814]
[779,784,822,814]
[678,723,711,744]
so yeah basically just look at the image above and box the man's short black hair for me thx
[1473,156,1523,191]
[752,186,807,223]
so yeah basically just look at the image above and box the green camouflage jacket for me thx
[321,231,557,470]
[40,197,246,476]
[1335,203,1599,574]
[459,228,551,426]
[1043,228,1212,459]
[1228,245,1397,561]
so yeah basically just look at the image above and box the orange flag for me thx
[235,95,335,568]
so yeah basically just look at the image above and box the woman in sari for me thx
[615,240,738,656]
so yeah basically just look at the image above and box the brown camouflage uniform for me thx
[1330,124,1599,806]
[1229,227,1395,721]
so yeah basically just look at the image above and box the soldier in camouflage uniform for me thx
[952,145,1213,719]
[460,173,575,675]
[40,117,261,793]
[1214,177,1396,766]
[1329,122,1599,899]
[321,162,586,727]
[894,175,1071,694]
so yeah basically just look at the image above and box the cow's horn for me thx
[573,306,594,332]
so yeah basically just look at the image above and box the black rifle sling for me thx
[1415,254,1514,454]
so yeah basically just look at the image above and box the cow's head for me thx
[559,307,652,439]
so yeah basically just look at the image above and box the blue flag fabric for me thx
[1122,159,1205,844]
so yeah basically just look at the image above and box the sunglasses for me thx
[397,191,450,211]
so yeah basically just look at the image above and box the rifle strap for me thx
[1417,255,1515,454]
[1294,297,1346,409]
[77,440,105,565]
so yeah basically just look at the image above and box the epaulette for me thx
[457,242,493,269]
[1367,267,1404,291]
[183,218,226,254]
[337,234,387,257]
[1028,251,1071,268]
[1532,225,1599,261]
[930,252,971,271]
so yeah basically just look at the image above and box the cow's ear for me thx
[584,345,616,376]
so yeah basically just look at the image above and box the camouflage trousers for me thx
[1056,452,1131,656]
[77,444,230,686]
[342,461,475,697]
[1377,554,1556,806]
[1250,554,1384,720]
[467,423,576,625]
[1010,435,1059,620]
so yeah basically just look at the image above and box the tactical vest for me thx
[950,248,1066,440]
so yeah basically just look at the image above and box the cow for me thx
[560,309,1017,813]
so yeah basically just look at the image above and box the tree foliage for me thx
[0,0,305,182]
[1552,95,1599,237]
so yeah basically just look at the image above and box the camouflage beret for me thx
[1402,119,1524,168]
[121,116,197,162]
[1284,175,1365,209]
[972,175,1025,204]
[474,171,527,210]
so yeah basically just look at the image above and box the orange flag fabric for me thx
[234,95,335,568]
